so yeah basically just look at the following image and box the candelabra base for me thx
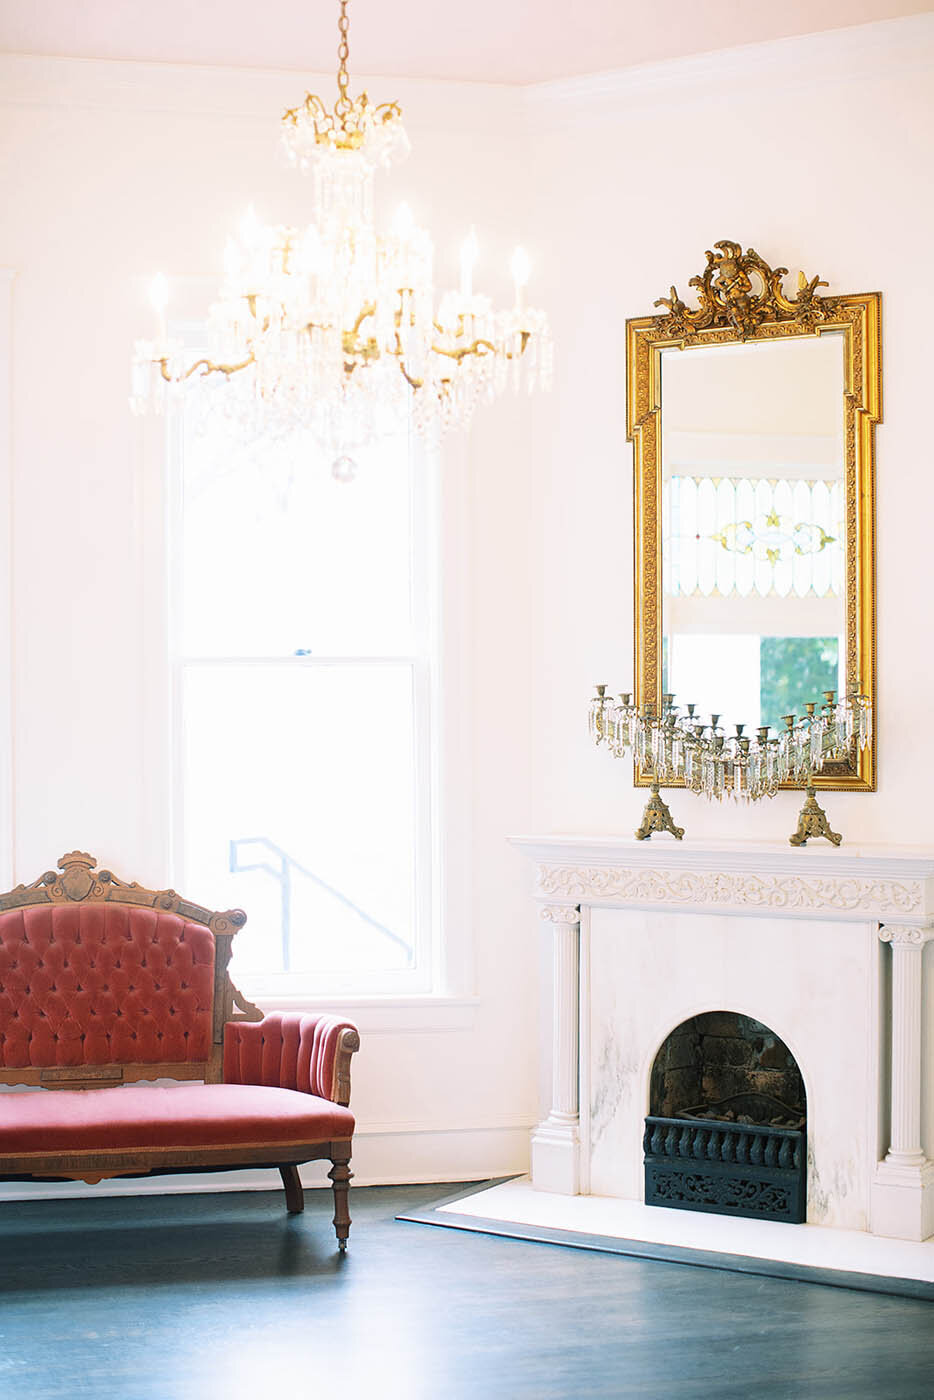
[636,784,685,841]
[789,786,842,847]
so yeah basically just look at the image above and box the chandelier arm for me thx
[385,331,425,390]
[159,353,256,384]
[349,301,376,338]
[431,338,497,362]
[373,102,403,126]
[391,333,515,392]
[395,359,424,391]
[244,292,281,331]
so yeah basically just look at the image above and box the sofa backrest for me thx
[0,852,261,1088]
[0,903,216,1069]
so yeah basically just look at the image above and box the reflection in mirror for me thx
[661,335,845,737]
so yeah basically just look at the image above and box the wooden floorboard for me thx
[0,1183,932,1399]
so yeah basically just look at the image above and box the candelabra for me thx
[588,687,872,845]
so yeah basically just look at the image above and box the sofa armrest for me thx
[223,1012,360,1106]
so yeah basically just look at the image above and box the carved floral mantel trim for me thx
[535,865,923,918]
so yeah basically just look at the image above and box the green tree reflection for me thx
[760,636,839,733]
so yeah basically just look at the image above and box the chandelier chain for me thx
[335,0,352,121]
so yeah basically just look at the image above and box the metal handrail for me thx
[229,836,413,970]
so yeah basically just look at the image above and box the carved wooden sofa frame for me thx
[0,853,360,1249]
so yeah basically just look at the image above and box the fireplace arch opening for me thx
[644,1010,807,1223]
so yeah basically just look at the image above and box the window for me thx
[170,409,438,998]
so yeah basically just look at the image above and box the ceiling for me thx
[0,0,930,84]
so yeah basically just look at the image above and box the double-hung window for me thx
[170,408,437,1000]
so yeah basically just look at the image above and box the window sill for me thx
[237,993,480,1035]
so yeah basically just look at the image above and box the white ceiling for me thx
[0,0,931,84]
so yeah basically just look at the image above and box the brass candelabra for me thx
[589,687,872,845]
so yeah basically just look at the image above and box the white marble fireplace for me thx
[515,837,934,1243]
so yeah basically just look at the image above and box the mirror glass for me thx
[660,334,845,736]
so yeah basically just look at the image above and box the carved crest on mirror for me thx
[653,240,834,342]
[627,239,880,792]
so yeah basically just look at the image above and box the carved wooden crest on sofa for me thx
[0,851,262,1088]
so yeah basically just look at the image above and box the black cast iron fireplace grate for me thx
[643,1098,806,1224]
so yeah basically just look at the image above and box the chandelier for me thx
[130,0,552,473]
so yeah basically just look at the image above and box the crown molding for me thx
[525,13,934,120]
[0,51,520,124]
[2,14,931,126]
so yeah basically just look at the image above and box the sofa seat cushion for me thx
[0,1083,355,1156]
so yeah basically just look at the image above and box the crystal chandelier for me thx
[131,0,552,473]
[589,687,872,845]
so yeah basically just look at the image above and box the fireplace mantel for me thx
[514,835,934,922]
[513,835,934,1243]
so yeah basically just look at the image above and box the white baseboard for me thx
[0,1121,533,1203]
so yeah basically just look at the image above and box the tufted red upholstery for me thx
[224,1012,355,1102]
[0,905,215,1068]
[0,1082,354,1155]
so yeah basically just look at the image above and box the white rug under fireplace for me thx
[433,1177,934,1287]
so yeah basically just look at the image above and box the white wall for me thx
[1,13,932,1196]
[525,13,934,847]
[0,54,540,1189]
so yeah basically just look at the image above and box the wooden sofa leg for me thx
[279,1164,304,1214]
[328,1156,353,1253]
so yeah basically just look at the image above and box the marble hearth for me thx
[513,837,934,1244]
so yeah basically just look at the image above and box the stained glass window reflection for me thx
[664,476,843,600]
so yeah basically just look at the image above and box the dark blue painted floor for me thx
[0,1184,932,1399]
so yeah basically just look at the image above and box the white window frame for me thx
[162,381,441,1003]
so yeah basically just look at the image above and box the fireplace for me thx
[516,835,934,1242]
[643,1012,807,1222]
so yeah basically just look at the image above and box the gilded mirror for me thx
[627,241,879,790]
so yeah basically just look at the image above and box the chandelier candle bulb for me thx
[511,246,531,310]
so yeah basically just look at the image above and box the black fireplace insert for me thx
[644,1014,807,1224]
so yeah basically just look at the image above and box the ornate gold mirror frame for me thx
[627,240,880,790]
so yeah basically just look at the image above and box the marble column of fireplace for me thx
[514,837,934,1242]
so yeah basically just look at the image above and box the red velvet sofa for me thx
[0,852,360,1250]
